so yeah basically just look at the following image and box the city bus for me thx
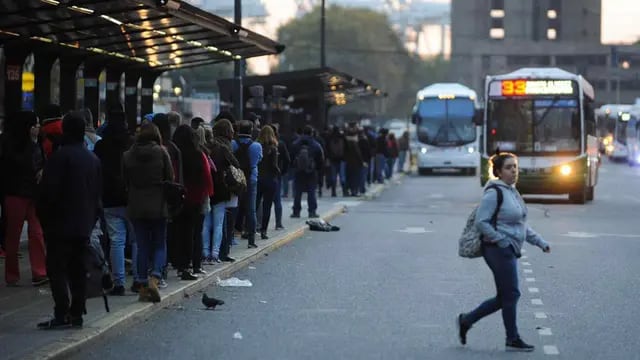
[411,83,481,175]
[624,107,640,166]
[479,68,599,203]
[595,104,632,160]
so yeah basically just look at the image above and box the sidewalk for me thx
[0,175,402,360]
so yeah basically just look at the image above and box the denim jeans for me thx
[293,176,318,215]
[463,245,521,341]
[211,203,226,257]
[327,160,346,194]
[238,181,257,243]
[202,207,214,259]
[359,165,368,194]
[133,218,167,283]
[273,177,283,227]
[105,207,136,287]
[386,158,396,179]
[397,151,407,172]
[375,154,387,183]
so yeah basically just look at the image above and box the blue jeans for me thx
[202,207,214,259]
[293,175,318,215]
[359,165,368,194]
[133,218,167,283]
[273,177,283,227]
[463,245,521,341]
[398,151,407,172]
[375,154,387,183]
[386,158,396,179]
[105,207,136,287]
[238,181,258,242]
[211,203,226,257]
[327,160,346,194]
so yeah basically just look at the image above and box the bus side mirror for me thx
[473,109,484,126]
[411,113,419,124]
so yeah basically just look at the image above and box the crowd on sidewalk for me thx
[0,103,408,329]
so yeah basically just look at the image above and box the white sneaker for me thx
[158,279,168,289]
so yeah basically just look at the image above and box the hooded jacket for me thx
[123,141,174,219]
[475,179,549,256]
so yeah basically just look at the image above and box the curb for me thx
[361,173,405,200]
[27,204,347,360]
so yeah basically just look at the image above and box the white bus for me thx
[595,104,632,160]
[411,83,481,175]
[480,67,599,203]
[624,107,640,166]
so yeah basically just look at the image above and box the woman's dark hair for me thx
[172,124,204,185]
[490,151,517,177]
[152,113,170,144]
[136,123,162,145]
[212,119,234,140]
[62,111,86,144]
[237,120,253,136]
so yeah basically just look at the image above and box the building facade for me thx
[451,0,640,104]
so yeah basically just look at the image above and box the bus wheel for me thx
[586,186,594,201]
[569,189,587,204]
[418,168,432,176]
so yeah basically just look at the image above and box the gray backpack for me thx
[458,185,503,258]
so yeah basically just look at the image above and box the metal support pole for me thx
[233,0,243,122]
[321,0,326,68]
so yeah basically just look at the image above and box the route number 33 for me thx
[501,80,526,96]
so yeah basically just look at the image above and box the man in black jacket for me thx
[290,126,324,218]
[37,111,102,329]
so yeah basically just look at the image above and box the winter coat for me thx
[93,134,134,208]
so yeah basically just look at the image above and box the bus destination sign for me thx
[491,80,575,97]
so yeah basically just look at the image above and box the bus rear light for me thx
[560,165,572,176]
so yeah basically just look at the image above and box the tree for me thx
[277,5,450,117]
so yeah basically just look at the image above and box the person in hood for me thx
[39,104,63,159]
[457,152,551,352]
[36,111,102,329]
[122,123,174,303]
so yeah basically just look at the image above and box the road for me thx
[70,160,640,360]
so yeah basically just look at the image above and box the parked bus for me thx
[624,107,640,166]
[479,67,599,203]
[595,104,632,160]
[411,83,481,175]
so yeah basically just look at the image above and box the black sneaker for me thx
[457,314,471,345]
[37,317,70,330]
[70,316,83,328]
[290,213,300,218]
[506,338,535,352]
[32,277,49,287]
[308,213,319,218]
[109,285,125,296]
[130,281,142,293]
[220,256,236,263]
[180,271,198,281]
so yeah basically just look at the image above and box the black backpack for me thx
[295,143,316,174]
[329,137,344,158]
[235,141,253,182]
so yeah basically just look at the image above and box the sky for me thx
[254,0,640,44]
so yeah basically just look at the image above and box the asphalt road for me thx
[70,160,640,360]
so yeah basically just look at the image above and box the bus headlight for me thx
[560,165,572,176]
[467,146,475,153]
[421,147,428,154]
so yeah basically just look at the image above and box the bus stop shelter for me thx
[0,0,284,128]
[217,67,384,137]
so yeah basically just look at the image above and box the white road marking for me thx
[535,312,548,319]
[522,262,531,266]
[538,328,553,336]
[524,269,533,274]
[526,277,536,282]
[394,227,433,234]
[528,287,539,293]
[543,345,560,355]
[531,299,544,305]
[562,231,640,239]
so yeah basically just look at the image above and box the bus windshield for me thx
[487,98,581,155]
[616,119,628,145]
[416,98,476,146]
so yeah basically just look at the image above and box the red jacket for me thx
[41,118,63,159]
[184,152,213,205]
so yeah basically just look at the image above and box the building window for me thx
[547,28,557,40]
[490,0,505,39]
[490,28,505,39]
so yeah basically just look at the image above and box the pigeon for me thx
[202,293,225,310]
